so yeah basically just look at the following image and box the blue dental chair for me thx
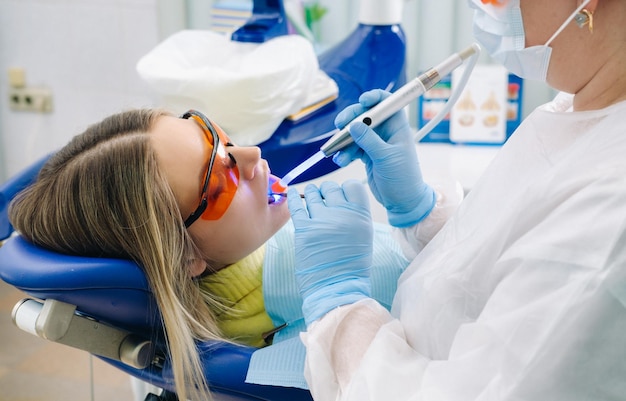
[0,155,313,401]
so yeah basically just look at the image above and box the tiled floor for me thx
[0,279,135,401]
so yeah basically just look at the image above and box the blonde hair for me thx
[9,109,224,401]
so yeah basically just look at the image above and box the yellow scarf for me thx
[198,245,275,347]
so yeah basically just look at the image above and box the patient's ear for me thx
[188,259,207,278]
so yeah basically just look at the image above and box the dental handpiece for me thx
[319,43,481,157]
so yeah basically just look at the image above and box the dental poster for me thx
[450,64,508,144]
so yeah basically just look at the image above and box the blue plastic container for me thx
[231,0,289,43]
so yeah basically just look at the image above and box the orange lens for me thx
[188,113,239,221]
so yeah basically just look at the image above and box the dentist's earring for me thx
[574,9,594,33]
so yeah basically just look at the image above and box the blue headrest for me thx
[0,235,159,338]
[0,153,159,335]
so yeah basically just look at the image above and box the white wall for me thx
[0,0,161,180]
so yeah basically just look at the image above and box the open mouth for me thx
[268,175,287,204]
[267,193,286,204]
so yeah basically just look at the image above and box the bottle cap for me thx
[359,0,404,25]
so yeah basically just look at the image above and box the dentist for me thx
[288,0,626,400]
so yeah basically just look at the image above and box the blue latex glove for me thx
[288,180,373,326]
[333,89,436,227]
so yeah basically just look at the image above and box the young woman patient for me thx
[8,109,410,401]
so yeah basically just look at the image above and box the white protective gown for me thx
[301,93,626,401]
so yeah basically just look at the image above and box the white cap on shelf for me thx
[359,0,404,25]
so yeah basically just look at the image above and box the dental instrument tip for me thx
[459,43,481,61]
[271,180,288,194]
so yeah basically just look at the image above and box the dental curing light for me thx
[320,43,480,157]
[273,43,481,191]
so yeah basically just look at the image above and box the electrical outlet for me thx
[9,87,53,113]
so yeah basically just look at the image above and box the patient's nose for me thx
[230,146,261,180]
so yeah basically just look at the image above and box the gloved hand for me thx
[288,180,373,326]
[332,89,436,227]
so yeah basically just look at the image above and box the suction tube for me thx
[320,43,481,157]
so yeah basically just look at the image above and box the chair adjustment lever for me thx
[12,298,154,369]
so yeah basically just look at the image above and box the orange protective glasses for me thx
[181,110,240,227]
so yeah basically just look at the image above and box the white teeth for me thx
[268,194,283,204]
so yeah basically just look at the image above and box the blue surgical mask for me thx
[468,0,591,82]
